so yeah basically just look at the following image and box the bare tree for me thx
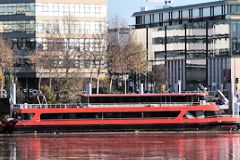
[28,51,43,90]
[107,30,147,94]
[93,29,107,94]
[28,45,59,91]
[31,16,85,96]
[121,33,147,93]
[107,16,128,93]
[107,35,121,93]
[0,36,14,97]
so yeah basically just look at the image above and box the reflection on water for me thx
[0,132,240,160]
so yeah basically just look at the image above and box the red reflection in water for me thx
[8,132,240,159]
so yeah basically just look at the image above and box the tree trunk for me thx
[88,82,92,95]
[96,77,100,94]
[65,67,69,86]
[0,83,3,98]
[38,66,43,91]
[124,75,127,94]
[96,66,101,94]
[89,67,94,85]
[124,78,127,94]
[109,75,113,94]
[0,69,4,98]
[49,68,52,90]
[153,81,156,93]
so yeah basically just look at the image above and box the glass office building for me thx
[132,0,240,95]
[0,0,107,86]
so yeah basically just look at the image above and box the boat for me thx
[11,93,240,133]
[0,97,17,133]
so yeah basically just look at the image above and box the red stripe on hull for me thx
[16,117,240,126]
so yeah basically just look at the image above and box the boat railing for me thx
[181,91,206,94]
[13,101,209,109]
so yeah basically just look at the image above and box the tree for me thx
[106,34,121,93]
[93,30,107,94]
[28,47,59,91]
[0,36,14,97]
[107,30,147,94]
[121,33,147,93]
[29,16,86,101]
[148,64,168,93]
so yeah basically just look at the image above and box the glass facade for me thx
[133,1,240,91]
[0,2,107,51]
[36,38,105,52]
[152,21,230,57]
[0,21,35,33]
[231,20,240,55]
[36,21,105,35]
[134,3,234,26]
[35,3,106,18]
[0,3,35,16]
[0,0,107,75]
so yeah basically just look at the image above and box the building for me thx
[132,0,240,99]
[108,27,130,48]
[0,0,107,89]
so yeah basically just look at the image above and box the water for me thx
[0,132,240,160]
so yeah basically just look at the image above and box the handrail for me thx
[13,101,211,109]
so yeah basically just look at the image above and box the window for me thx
[172,11,179,19]
[163,12,169,21]
[192,9,199,18]
[150,14,154,23]
[154,13,159,23]
[145,15,150,24]
[203,7,210,17]
[215,6,222,16]
[182,10,189,18]
[159,13,163,22]
[143,111,180,118]
[199,8,203,17]
[53,4,58,12]
[135,16,142,25]
[188,9,192,19]
[40,111,180,120]
[210,6,214,16]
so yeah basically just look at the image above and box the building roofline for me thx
[132,1,226,17]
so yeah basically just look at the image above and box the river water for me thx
[0,132,240,160]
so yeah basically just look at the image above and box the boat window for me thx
[40,113,102,120]
[185,110,221,119]
[40,111,181,120]
[204,111,220,117]
[82,94,206,104]
[143,111,180,118]
[14,113,35,120]
[192,95,204,102]
[171,96,188,102]
[103,112,142,119]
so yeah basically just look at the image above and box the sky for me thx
[108,0,219,25]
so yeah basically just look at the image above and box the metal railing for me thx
[13,101,209,109]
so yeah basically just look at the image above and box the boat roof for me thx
[81,93,207,98]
